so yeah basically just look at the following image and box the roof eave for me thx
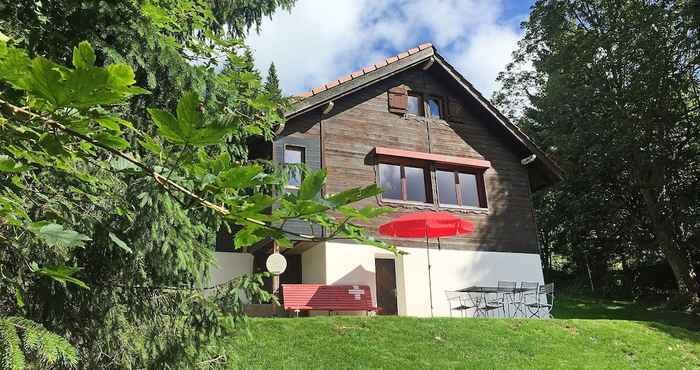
[285,48,435,120]
[430,53,564,185]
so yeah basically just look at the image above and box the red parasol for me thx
[378,211,475,238]
[379,211,475,317]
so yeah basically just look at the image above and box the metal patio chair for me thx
[526,283,554,318]
[496,280,517,317]
[445,291,472,317]
[512,281,539,317]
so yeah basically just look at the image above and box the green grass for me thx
[227,296,699,369]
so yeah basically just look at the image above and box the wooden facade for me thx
[276,58,557,254]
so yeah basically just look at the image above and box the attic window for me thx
[426,97,442,119]
[407,93,423,116]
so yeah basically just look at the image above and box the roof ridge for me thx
[298,42,433,98]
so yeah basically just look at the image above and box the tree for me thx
[0,1,396,368]
[495,0,699,307]
[265,62,283,101]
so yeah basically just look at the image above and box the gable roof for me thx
[284,43,563,188]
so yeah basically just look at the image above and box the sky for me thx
[246,0,534,98]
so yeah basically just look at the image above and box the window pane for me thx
[379,164,402,200]
[436,170,458,205]
[427,98,441,119]
[459,173,480,207]
[284,147,303,164]
[284,147,304,187]
[407,94,422,116]
[404,166,427,202]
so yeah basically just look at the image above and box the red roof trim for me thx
[374,147,491,169]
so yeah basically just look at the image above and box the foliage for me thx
[264,62,283,102]
[494,0,699,307]
[0,316,77,369]
[0,0,394,368]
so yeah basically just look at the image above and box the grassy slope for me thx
[228,296,699,369]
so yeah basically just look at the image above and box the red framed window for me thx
[436,168,487,208]
[378,162,430,203]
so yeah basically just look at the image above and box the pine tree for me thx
[265,62,283,101]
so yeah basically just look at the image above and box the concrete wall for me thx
[210,252,254,286]
[398,248,545,317]
[300,241,545,317]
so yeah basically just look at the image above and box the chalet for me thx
[210,43,562,317]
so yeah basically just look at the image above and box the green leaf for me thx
[298,169,326,200]
[234,226,264,249]
[72,41,96,69]
[15,287,24,308]
[34,265,89,289]
[35,223,91,249]
[138,136,163,156]
[216,165,264,189]
[38,133,66,156]
[109,232,132,253]
[327,184,383,206]
[95,116,133,131]
[106,63,136,86]
[94,132,130,150]
[176,91,204,129]
[148,108,188,144]
[0,155,28,173]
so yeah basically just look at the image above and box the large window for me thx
[379,163,429,203]
[284,145,305,188]
[436,169,486,208]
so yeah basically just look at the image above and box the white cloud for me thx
[247,0,526,98]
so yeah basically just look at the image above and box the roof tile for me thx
[338,74,352,83]
[296,42,433,98]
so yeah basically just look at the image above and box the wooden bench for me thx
[281,284,381,316]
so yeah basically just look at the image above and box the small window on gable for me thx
[284,145,305,188]
[427,97,442,119]
[407,93,423,116]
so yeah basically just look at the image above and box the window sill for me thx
[379,198,436,210]
[438,204,489,215]
[403,115,448,124]
[378,199,489,215]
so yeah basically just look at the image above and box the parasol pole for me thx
[426,232,434,317]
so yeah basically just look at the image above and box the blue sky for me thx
[247,0,535,98]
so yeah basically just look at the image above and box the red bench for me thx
[281,284,381,316]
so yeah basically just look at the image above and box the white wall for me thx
[210,252,254,286]
[299,242,545,318]
[301,244,326,284]
[398,248,545,317]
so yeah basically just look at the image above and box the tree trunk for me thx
[640,187,700,308]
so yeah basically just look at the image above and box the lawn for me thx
[227,296,699,369]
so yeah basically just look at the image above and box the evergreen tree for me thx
[265,62,283,101]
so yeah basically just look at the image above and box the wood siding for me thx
[278,67,540,254]
[274,112,323,240]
